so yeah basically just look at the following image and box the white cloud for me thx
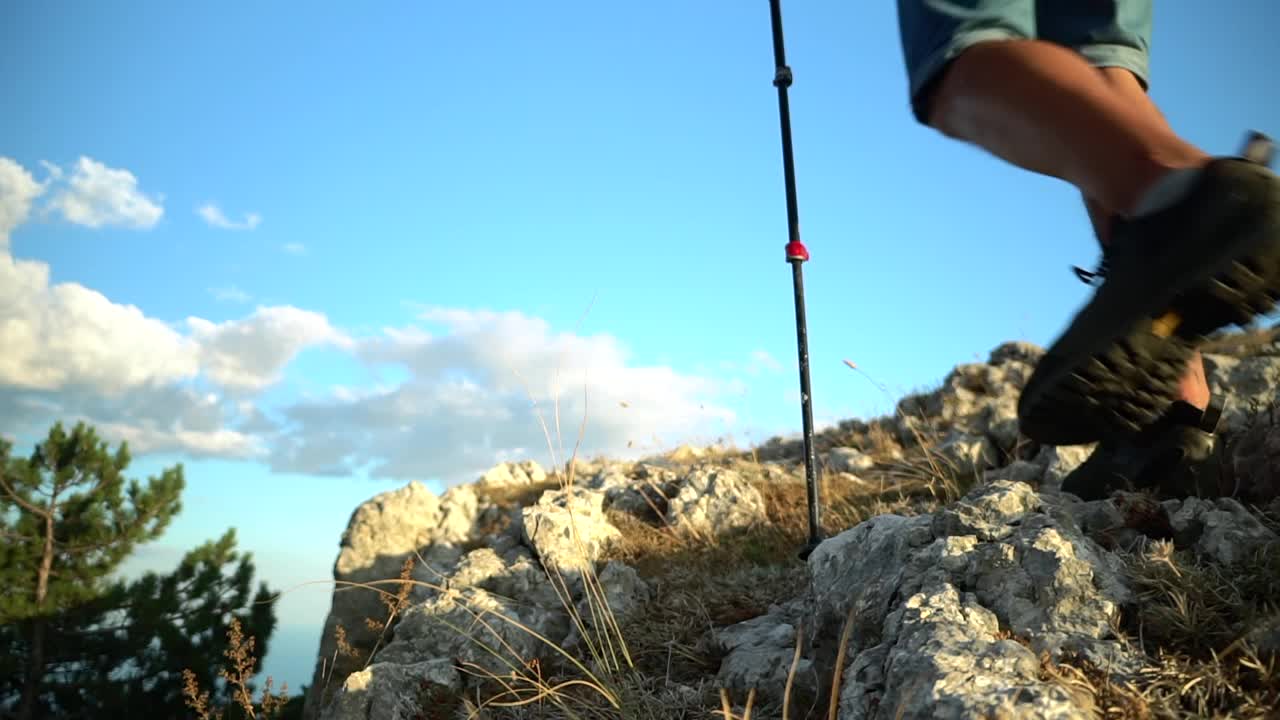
[198,203,261,231]
[188,306,350,392]
[47,157,163,229]
[746,349,783,376]
[0,384,264,459]
[268,308,736,483]
[210,286,251,303]
[0,156,740,480]
[282,242,306,255]
[0,252,201,393]
[0,158,44,248]
[0,250,330,452]
[0,156,339,458]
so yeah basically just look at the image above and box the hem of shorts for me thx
[908,28,1027,124]
[908,34,1152,124]
[1076,43,1151,89]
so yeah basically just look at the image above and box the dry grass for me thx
[286,410,969,720]
[182,617,290,720]
[1047,512,1280,719]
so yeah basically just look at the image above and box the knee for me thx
[921,39,1025,136]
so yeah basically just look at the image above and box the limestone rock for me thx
[476,459,547,489]
[894,343,1042,454]
[520,487,621,572]
[304,482,446,718]
[665,467,767,536]
[828,447,876,474]
[806,481,1135,719]
[1164,496,1278,565]
[318,659,460,720]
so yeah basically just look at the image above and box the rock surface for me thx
[303,338,1280,720]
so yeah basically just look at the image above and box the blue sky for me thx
[2,0,1277,695]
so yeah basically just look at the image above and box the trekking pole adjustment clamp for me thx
[773,65,793,89]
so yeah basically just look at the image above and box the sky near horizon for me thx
[2,0,1277,695]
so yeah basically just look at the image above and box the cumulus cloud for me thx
[1,154,739,479]
[0,156,339,458]
[47,157,163,229]
[281,242,306,255]
[266,308,736,483]
[0,159,44,247]
[0,246,291,458]
[0,258,336,452]
[0,384,264,459]
[0,253,201,392]
[198,203,261,231]
[188,307,350,392]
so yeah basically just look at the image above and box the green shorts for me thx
[897,0,1153,124]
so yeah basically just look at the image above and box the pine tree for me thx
[0,421,283,719]
[33,530,280,719]
[0,421,184,719]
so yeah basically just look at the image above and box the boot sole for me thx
[1020,206,1280,445]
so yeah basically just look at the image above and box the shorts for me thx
[897,0,1153,124]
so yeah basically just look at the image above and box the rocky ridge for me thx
[302,337,1280,720]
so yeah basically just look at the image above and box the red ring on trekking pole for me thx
[785,240,810,262]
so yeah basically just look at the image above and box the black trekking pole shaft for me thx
[768,0,823,558]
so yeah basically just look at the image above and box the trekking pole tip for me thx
[797,536,823,561]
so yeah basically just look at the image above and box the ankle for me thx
[1118,146,1212,216]
[1177,379,1211,412]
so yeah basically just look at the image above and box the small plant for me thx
[182,617,290,719]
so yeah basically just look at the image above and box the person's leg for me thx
[924,39,1209,217]
[895,0,1280,444]
[1082,68,1212,412]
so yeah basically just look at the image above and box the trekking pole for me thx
[766,0,823,559]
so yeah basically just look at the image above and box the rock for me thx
[373,547,572,679]
[318,659,460,720]
[562,561,652,648]
[1040,446,1095,492]
[714,607,819,711]
[1224,418,1280,504]
[984,394,1022,450]
[893,346,1041,453]
[303,334,1280,720]
[988,341,1045,366]
[476,460,547,489]
[588,561,651,620]
[828,447,876,474]
[565,456,605,480]
[665,467,767,536]
[435,485,480,544]
[668,443,709,463]
[806,481,1136,719]
[304,482,446,718]
[935,432,998,475]
[984,460,1044,486]
[520,487,621,572]
[840,583,1088,720]
[583,465,636,494]
[1204,354,1280,433]
[1246,614,1280,657]
[982,445,1094,494]
[1164,496,1278,565]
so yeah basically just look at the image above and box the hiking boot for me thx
[1059,396,1226,501]
[1018,157,1280,445]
